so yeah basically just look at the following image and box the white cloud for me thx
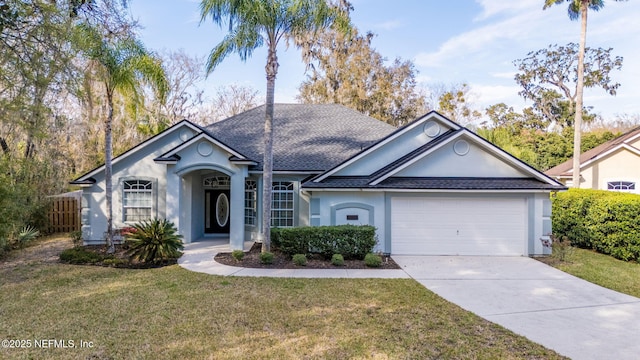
[473,0,540,22]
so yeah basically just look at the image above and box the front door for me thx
[205,189,231,233]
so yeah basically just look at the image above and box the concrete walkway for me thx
[177,240,410,279]
[393,255,640,360]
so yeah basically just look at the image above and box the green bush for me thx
[364,253,382,268]
[125,218,184,263]
[331,254,344,266]
[552,189,640,261]
[271,225,376,259]
[260,252,274,265]
[231,250,245,261]
[60,247,103,264]
[292,253,307,266]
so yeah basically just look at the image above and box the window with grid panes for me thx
[123,180,153,222]
[245,180,257,226]
[271,181,294,227]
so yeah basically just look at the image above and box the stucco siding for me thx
[583,148,640,193]
[311,192,386,253]
[333,119,454,176]
[395,140,527,178]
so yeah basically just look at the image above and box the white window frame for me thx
[271,181,294,228]
[245,180,257,226]
[122,179,153,223]
[607,180,636,191]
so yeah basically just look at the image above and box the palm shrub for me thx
[125,219,184,263]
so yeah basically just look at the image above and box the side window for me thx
[123,180,153,222]
[607,181,635,191]
[245,180,257,226]
[271,181,294,227]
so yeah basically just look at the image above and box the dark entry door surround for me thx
[205,189,231,233]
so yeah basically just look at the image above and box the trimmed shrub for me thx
[552,189,614,248]
[552,189,640,261]
[60,247,103,264]
[331,254,344,266]
[231,250,245,261]
[125,218,184,263]
[364,253,382,268]
[271,225,376,259]
[260,252,274,265]
[292,253,307,266]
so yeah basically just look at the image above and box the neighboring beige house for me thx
[545,127,640,192]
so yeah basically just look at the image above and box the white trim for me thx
[369,130,559,186]
[313,112,460,182]
[580,143,640,169]
[369,131,464,185]
[623,132,640,145]
[160,132,248,160]
[75,120,200,181]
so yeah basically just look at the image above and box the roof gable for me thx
[72,120,201,183]
[308,112,563,190]
[314,111,460,181]
[546,127,640,177]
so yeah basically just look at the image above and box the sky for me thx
[128,0,640,121]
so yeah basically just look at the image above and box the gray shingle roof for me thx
[302,176,567,190]
[203,104,396,171]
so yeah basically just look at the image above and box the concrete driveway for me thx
[393,255,640,360]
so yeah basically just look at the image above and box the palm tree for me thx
[200,0,350,252]
[543,0,626,187]
[77,25,168,253]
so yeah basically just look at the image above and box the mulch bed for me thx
[215,242,400,269]
[65,245,178,269]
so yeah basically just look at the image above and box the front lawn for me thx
[0,254,565,359]
[542,247,640,298]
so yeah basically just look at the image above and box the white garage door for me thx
[391,197,526,256]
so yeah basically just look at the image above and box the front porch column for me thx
[229,170,246,250]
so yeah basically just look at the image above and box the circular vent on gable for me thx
[423,121,440,138]
[453,140,470,156]
[197,142,213,156]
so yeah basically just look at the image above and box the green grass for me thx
[545,247,640,298]
[0,247,565,359]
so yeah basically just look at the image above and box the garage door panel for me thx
[391,197,526,256]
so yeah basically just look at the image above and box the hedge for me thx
[552,189,640,261]
[271,225,377,259]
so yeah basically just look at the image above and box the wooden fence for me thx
[48,196,80,233]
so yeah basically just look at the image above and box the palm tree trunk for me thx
[105,89,115,253]
[572,2,588,188]
[261,44,278,253]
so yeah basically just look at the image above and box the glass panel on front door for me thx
[205,189,230,233]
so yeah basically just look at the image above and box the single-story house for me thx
[546,127,640,192]
[71,104,565,256]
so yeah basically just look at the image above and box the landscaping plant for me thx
[231,250,245,261]
[331,254,345,266]
[364,253,382,268]
[292,253,307,266]
[259,252,274,265]
[125,218,184,263]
